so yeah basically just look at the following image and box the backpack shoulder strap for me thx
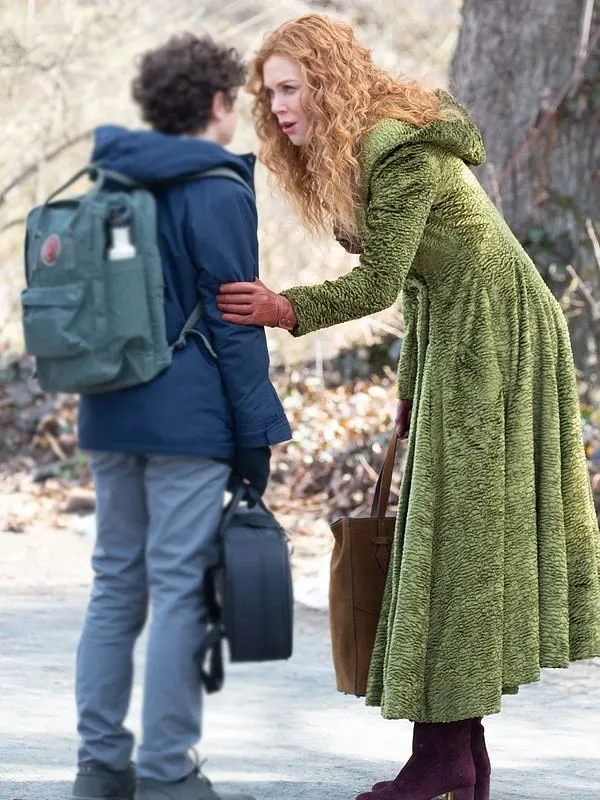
[177,166,251,192]
[171,303,217,358]
[166,167,253,360]
[149,166,251,193]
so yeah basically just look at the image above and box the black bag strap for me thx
[197,566,225,694]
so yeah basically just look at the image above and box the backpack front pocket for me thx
[21,283,88,358]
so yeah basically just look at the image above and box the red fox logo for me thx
[41,233,61,266]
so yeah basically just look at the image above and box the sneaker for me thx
[135,768,255,800]
[72,761,136,800]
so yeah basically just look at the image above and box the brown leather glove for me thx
[216,279,298,330]
[395,398,412,439]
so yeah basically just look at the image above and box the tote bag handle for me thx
[370,430,398,519]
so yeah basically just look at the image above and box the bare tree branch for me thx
[586,218,600,278]
[0,128,94,209]
[565,264,600,320]
[569,0,596,97]
[1,216,27,234]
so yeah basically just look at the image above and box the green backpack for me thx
[21,163,248,395]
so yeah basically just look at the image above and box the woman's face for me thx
[262,55,308,146]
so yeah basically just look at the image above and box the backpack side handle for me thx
[41,165,99,207]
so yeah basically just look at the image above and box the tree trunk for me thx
[450,0,600,400]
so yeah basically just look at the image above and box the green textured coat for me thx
[281,99,600,722]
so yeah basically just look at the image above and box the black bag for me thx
[197,485,294,692]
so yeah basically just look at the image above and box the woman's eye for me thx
[283,85,296,94]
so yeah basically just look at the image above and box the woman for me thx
[216,13,600,800]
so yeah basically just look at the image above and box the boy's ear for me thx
[211,91,228,122]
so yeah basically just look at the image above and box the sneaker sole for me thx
[73,795,133,800]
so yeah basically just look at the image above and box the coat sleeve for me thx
[185,180,292,449]
[281,144,439,337]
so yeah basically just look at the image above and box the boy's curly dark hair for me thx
[131,33,247,135]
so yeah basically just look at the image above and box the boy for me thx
[71,33,291,800]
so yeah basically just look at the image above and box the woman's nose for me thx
[271,95,287,115]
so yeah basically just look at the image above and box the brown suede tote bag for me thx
[329,431,398,696]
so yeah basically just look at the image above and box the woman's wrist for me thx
[275,294,298,331]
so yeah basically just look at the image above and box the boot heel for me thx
[446,789,475,800]
[475,774,491,800]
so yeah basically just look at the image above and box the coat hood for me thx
[360,91,486,183]
[91,125,255,189]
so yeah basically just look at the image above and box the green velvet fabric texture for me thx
[281,98,600,722]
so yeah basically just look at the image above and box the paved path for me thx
[0,529,599,799]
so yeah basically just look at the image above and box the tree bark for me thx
[450,0,600,398]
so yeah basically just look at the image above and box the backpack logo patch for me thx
[41,233,61,266]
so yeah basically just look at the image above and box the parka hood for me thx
[91,125,255,190]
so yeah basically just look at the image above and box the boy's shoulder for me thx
[182,165,258,240]
[178,152,255,204]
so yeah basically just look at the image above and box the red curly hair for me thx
[248,13,450,236]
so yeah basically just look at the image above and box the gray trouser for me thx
[76,452,230,782]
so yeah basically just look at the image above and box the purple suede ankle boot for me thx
[470,718,491,800]
[357,719,476,800]
[371,717,490,799]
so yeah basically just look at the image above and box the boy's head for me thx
[132,33,247,144]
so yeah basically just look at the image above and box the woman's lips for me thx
[280,121,297,134]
